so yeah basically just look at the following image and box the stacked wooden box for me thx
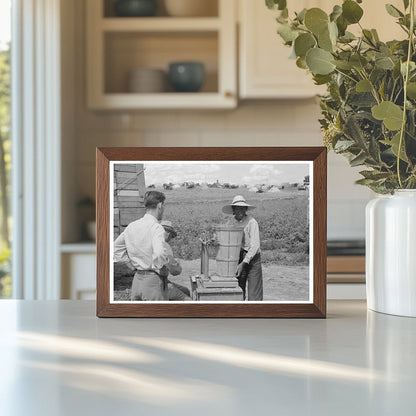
[113,163,146,239]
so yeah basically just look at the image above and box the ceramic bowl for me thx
[128,68,167,93]
[168,62,205,92]
[114,0,158,17]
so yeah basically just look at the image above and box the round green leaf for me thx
[375,56,395,70]
[330,5,342,22]
[266,0,287,11]
[313,74,332,85]
[333,60,352,70]
[296,8,307,23]
[336,15,348,36]
[277,23,298,43]
[306,48,335,75]
[350,54,368,70]
[342,0,363,24]
[304,8,328,35]
[318,28,334,52]
[296,57,308,69]
[388,132,408,162]
[371,101,404,131]
[356,80,372,92]
[328,21,338,44]
[294,33,316,58]
[407,82,416,99]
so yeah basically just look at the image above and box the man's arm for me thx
[151,224,169,272]
[114,231,128,262]
[242,218,261,264]
[114,231,135,271]
[161,241,182,276]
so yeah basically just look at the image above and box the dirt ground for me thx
[114,259,310,301]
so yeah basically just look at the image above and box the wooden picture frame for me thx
[96,147,327,318]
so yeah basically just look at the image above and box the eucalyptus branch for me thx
[390,79,398,101]
[334,68,359,84]
[393,85,404,103]
[397,0,415,188]
[358,69,381,104]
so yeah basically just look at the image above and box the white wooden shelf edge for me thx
[61,243,96,253]
[89,93,237,109]
[240,91,321,99]
[101,17,221,32]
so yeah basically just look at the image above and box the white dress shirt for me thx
[114,213,168,273]
[228,215,261,264]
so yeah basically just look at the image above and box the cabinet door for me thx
[239,0,404,99]
[62,253,96,300]
[239,0,326,99]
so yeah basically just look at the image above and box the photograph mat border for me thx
[109,160,314,304]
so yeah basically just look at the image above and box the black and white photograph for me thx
[110,161,313,303]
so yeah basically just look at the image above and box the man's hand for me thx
[159,265,169,278]
[235,262,245,277]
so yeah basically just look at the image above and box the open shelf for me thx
[101,17,221,31]
[104,31,218,94]
[103,0,219,18]
[87,0,236,109]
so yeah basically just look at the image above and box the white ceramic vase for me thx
[366,190,416,317]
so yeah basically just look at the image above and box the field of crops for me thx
[160,186,310,266]
[113,186,310,301]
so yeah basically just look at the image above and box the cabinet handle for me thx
[224,91,234,99]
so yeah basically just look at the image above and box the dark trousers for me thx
[238,251,263,301]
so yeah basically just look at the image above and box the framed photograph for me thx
[96,147,327,318]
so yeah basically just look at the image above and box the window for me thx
[0,0,11,298]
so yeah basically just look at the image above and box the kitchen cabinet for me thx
[86,0,237,109]
[238,0,404,99]
[238,0,325,99]
[61,245,96,300]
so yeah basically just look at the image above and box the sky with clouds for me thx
[143,162,310,186]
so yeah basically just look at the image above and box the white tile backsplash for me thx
[74,100,371,240]
[328,199,369,240]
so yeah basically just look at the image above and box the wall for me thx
[61,0,374,243]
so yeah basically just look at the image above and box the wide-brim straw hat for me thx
[222,195,255,215]
[160,220,177,238]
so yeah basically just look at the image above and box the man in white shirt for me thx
[223,195,263,301]
[114,190,170,301]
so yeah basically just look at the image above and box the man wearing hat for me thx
[160,220,191,301]
[223,195,263,301]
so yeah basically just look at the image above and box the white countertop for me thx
[0,300,415,415]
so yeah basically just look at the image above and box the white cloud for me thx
[144,163,221,185]
[243,165,282,185]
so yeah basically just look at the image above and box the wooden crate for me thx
[113,164,146,238]
[190,275,243,301]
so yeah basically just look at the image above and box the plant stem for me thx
[397,0,415,188]
[358,69,381,104]
[334,68,358,84]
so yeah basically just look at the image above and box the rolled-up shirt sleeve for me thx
[243,218,260,264]
[151,224,169,271]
